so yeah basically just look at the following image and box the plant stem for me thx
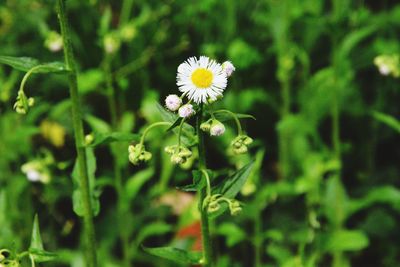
[278,75,291,180]
[56,1,97,266]
[104,55,131,267]
[197,104,213,267]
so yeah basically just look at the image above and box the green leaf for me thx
[71,148,100,217]
[30,214,44,250]
[217,222,247,247]
[142,246,202,265]
[136,222,173,245]
[210,162,254,218]
[323,230,369,252]
[29,215,58,263]
[177,170,207,192]
[156,103,197,146]
[0,56,39,71]
[324,175,348,227]
[28,248,58,263]
[166,117,183,132]
[0,56,68,73]
[213,112,256,122]
[89,132,140,147]
[213,162,254,198]
[125,168,154,200]
[372,111,400,133]
[85,114,111,133]
[348,186,400,215]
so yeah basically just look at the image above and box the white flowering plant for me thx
[130,56,255,266]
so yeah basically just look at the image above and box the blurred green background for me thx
[1,0,400,266]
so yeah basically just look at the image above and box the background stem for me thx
[197,104,213,267]
[104,55,131,267]
[56,1,98,266]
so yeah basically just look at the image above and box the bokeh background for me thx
[1,0,400,266]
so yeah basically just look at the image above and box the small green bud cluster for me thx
[21,160,51,184]
[374,54,400,78]
[0,249,19,267]
[13,90,34,115]
[230,135,253,154]
[128,144,152,165]
[200,119,225,136]
[204,194,242,216]
[165,145,193,164]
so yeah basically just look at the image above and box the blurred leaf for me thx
[89,132,140,147]
[78,69,104,94]
[136,222,173,245]
[0,56,68,73]
[349,186,400,215]
[125,168,154,200]
[372,111,400,133]
[72,148,100,217]
[324,175,348,227]
[85,114,111,133]
[217,222,246,247]
[142,246,201,264]
[323,230,369,252]
[338,26,376,59]
[213,112,256,122]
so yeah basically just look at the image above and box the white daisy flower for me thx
[222,61,236,77]
[176,56,227,104]
[165,94,182,111]
[178,104,195,118]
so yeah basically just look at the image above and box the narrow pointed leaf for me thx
[142,246,202,264]
[372,111,400,133]
[89,132,140,147]
[30,214,44,250]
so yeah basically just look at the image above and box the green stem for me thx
[56,1,98,266]
[18,65,43,92]
[279,75,291,180]
[119,0,134,26]
[104,55,131,267]
[197,104,213,267]
[177,118,186,148]
[254,209,262,267]
[212,109,242,135]
[140,122,172,145]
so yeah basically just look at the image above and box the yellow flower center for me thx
[191,68,213,88]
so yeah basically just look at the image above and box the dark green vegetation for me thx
[1,0,400,266]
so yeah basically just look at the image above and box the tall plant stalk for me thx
[56,1,98,266]
[197,104,213,267]
[104,55,131,267]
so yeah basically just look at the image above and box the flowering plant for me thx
[131,56,255,266]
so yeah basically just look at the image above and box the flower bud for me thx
[85,134,94,145]
[171,154,184,164]
[210,120,225,136]
[104,33,120,54]
[128,143,151,165]
[178,104,195,118]
[222,61,235,77]
[165,94,182,111]
[200,119,212,132]
[28,97,35,107]
[44,31,63,52]
[207,202,221,213]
